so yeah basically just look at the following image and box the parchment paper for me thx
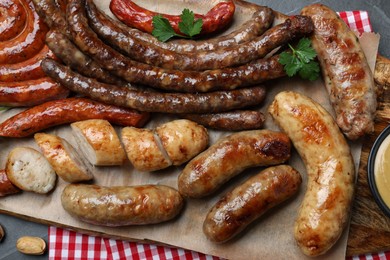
[0,1,381,259]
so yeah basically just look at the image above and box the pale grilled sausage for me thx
[61,184,184,226]
[301,4,377,140]
[268,91,355,256]
[203,165,301,243]
[178,130,291,198]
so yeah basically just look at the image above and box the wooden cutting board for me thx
[347,81,390,256]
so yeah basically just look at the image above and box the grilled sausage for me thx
[178,130,291,198]
[41,58,267,114]
[203,165,302,243]
[88,0,280,70]
[0,169,21,197]
[0,0,27,41]
[301,4,377,140]
[0,77,69,107]
[268,91,355,256]
[0,97,150,138]
[110,0,235,36]
[45,29,129,86]
[0,45,57,82]
[182,110,265,131]
[102,1,275,53]
[32,0,70,36]
[61,184,184,226]
[0,0,48,64]
[67,0,290,92]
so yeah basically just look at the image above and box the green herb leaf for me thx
[0,107,9,112]
[178,9,203,37]
[279,37,320,81]
[152,9,203,42]
[152,15,181,42]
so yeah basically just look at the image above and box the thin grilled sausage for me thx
[87,0,278,70]
[269,91,355,256]
[32,0,70,36]
[0,0,48,64]
[182,110,265,131]
[301,4,377,140]
[41,58,267,114]
[203,165,301,243]
[67,0,292,92]
[0,45,56,82]
[0,97,150,138]
[103,0,275,53]
[61,184,184,226]
[45,29,129,86]
[110,0,235,36]
[0,0,27,41]
[0,77,69,107]
[178,130,291,198]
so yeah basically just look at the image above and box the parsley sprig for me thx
[152,9,203,42]
[279,38,320,81]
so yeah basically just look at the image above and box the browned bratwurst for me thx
[0,77,69,107]
[182,110,265,131]
[61,184,184,226]
[0,97,150,138]
[0,0,48,64]
[105,0,276,53]
[67,0,300,93]
[203,165,301,243]
[0,45,56,82]
[301,4,377,140]
[86,0,277,71]
[45,29,129,86]
[41,58,267,114]
[32,0,70,36]
[178,130,291,198]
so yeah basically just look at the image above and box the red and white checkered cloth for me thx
[48,10,388,260]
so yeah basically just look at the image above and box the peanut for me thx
[16,236,46,255]
[0,224,4,242]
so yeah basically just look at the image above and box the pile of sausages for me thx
[17,0,313,132]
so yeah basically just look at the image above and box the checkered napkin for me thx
[48,10,385,260]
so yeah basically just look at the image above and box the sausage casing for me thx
[178,130,291,198]
[203,165,301,243]
[268,91,355,256]
[61,184,184,226]
[301,4,377,140]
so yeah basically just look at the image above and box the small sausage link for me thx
[181,110,265,131]
[0,77,69,107]
[0,0,48,64]
[61,184,184,226]
[203,165,301,243]
[0,45,56,82]
[41,58,267,114]
[178,130,291,198]
[0,97,150,138]
[110,0,235,36]
[0,169,21,197]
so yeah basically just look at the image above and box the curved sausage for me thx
[181,110,265,131]
[0,0,27,41]
[177,130,291,198]
[67,0,290,92]
[110,0,235,36]
[0,77,69,107]
[41,58,267,114]
[0,45,56,82]
[0,169,21,197]
[268,91,355,256]
[104,1,275,53]
[45,29,129,86]
[0,0,48,64]
[32,0,70,36]
[88,0,278,70]
[301,4,376,140]
[61,184,184,226]
[0,97,150,138]
[203,165,301,243]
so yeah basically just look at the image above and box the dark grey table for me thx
[0,1,389,259]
